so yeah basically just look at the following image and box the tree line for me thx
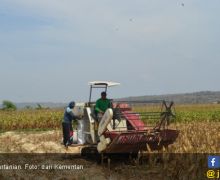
[0,101,47,111]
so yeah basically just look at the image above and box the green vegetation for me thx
[176,110,220,123]
[1,100,17,111]
[134,104,220,123]
[0,104,220,132]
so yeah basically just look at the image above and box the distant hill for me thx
[119,91,220,104]
[0,102,66,110]
[1,91,220,109]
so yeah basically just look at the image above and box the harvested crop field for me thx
[0,122,219,180]
[0,122,219,153]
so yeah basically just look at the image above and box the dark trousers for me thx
[62,122,73,146]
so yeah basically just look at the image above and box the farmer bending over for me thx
[62,101,81,147]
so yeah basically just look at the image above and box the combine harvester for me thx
[70,81,179,162]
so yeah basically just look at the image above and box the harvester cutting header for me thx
[64,81,179,159]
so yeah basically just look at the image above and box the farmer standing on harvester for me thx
[62,101,81,147]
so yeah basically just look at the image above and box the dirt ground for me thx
[0,130,76,153]
[0,130,165,180]
[0,124,217,180]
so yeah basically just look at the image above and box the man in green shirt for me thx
[95,92,111,117]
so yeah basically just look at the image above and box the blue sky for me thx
[0,0,220,103]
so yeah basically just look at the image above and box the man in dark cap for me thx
[62,101,81,147]
[95,92,111,120]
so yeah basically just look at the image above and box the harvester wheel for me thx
[81,146,99,161]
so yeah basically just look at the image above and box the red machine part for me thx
[102,103,179,153]
[112,103,145,130]
[122,111,145,131]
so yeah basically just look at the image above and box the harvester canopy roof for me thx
[89,81,120,87]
